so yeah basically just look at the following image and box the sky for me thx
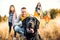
[0,0,60,16]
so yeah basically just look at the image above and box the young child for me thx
[43,11,50,26]
[8,5,17,34]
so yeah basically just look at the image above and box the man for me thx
[13,7,30,40]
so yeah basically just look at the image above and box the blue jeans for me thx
[14,26,24,35]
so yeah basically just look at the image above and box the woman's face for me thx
[10,6,15,12]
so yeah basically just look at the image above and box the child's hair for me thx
[9,5,15,14]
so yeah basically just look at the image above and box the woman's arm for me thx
[13,12,17,23]
[13,15,22,27]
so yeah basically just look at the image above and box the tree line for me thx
[0,8,60,22]
[0,15,8,22]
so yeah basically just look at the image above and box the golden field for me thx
[39,19,60,40]
[0,18,60,40]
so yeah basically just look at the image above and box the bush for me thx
[50,9,57,19]
[0,15,2,22]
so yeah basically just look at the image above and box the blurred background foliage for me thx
[0,8,60,22]
[43,8,60,19]
[0,15,8,22]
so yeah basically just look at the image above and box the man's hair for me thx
[21,7,26,9]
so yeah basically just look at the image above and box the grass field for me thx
[0,19,60,40]
[39,19,60,40]
[0,22,28,40]
[0,22,16,40]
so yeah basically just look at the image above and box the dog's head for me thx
[22,16,40,29]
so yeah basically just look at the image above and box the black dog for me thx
[22,17,42,40]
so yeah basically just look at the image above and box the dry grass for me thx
[38,19,60,40]
[0,22,26,40]
[0,18,60,40]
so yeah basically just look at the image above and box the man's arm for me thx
[13,15,22,26]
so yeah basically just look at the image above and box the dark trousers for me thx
[14,29,16,37]
[8,22,12,34]
[13,25,16,37]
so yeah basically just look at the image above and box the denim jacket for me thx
[13,13,30,27]
[8,12,17,25]
[13,15,22,27]
[8,13,13,23]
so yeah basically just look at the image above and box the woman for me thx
[8,5,17,34]
[34,2,43,40]
[34,2,43,19]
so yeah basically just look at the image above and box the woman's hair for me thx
[9,5,15,14]
[35,2,41,11]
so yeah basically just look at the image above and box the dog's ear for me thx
[35,17,40,29]
[22,17,29,27]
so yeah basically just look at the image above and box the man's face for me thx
[21,9,26,16]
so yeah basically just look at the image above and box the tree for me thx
[50,9,57,19]
[3,15,7,21]
[0,15,2,22]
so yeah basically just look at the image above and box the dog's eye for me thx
[28,18,30,20]
[33,18,35,21]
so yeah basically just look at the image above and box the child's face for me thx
[11,6,14,12]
